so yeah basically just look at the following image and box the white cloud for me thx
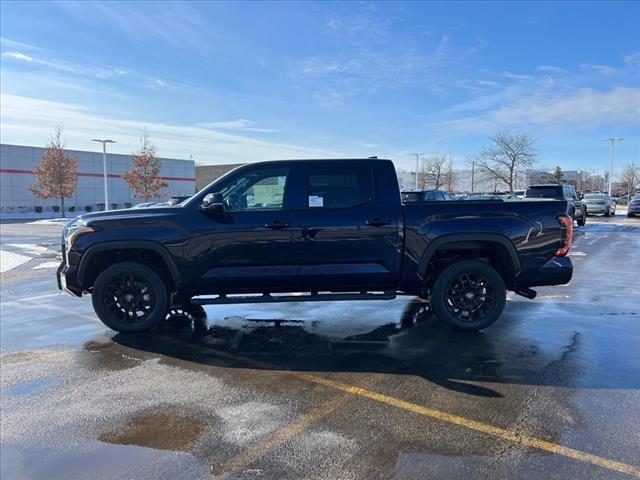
[197,119,278,133]
[433,87,640,132]
[624,52,640,65]
[537,65,569,74]
[500,71,536,81]
[493,87,639,126]
[2,51,34,62]
[361,143,380,148]
[0,94,340,164]
[580,63,618,76]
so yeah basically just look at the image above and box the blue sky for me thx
[1,1,639,173]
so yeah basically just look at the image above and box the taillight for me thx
[555,215,573,256]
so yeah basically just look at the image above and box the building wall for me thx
[0,144,195,212]
[195,163,244,191]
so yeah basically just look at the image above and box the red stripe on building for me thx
[0,169,194,182]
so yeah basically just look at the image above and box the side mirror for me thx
[202,192,224,212]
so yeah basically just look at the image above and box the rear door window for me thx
[306,165,374,208]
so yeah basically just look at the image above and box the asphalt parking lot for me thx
[1,215,639,479]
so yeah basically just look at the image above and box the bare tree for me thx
[28,125,78,217]
[421,153,449,190]
[122,132,168,200]
[620,163,640,199]
[475,131,537,192]
[446,155,457,192]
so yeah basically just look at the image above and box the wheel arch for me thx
[77,241,180,290]
[417,233,521,290]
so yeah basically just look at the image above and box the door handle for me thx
[365,218,391,227]
[265,220,290,229]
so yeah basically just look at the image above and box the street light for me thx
[92,139,116,211]
[412,153,425,190]
[601,137,624,195]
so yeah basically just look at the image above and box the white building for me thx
[0,144,195,213]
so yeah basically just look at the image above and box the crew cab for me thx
[525,184,587,226]
[58,158,573,333]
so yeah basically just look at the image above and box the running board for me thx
[192,291,397,305]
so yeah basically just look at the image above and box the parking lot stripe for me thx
[158,335,640,478]
[212,395,349,476]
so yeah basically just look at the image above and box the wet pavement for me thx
[1,215,639,479]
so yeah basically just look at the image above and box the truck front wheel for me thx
[91,261,169,332]
[431,260,506,331]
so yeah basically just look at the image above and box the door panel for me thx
[289,163,402,291]
[184,166,297,294]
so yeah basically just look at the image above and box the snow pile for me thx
[27,218,72,226]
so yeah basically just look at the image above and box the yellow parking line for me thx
[158,335,640,477]
[211,395,349,476]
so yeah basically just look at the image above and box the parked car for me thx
[58,158,573,333]
[583,193,616,216]
[628,194,640,217]
[513,190,525,199]
[525,184,587,226]
[401,190,454,202]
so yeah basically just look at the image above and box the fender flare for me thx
[417,233,521,280]
[77,240,180,286]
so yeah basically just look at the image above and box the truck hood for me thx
[74,206,182,224]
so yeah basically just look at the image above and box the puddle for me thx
[100,409,206,452]
[83,338,146,371]
[3,376,58,397]
[0,442,210,480]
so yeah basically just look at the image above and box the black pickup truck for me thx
[58,158,573,333]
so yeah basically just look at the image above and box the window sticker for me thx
[308,195,324,207]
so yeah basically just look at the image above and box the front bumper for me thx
[628,204,640,214]
[57,262,82,297]
[519,256,573,288]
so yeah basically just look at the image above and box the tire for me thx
[577,212,586,227]
[92,261,169,332]
[604,210,610,217]
[167,302,207,321]
[431,260,506,331]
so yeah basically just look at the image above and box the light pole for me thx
[601,137,623,195]
[412,153,425,190]
[92,139,116,210]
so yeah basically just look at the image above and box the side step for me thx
[192,291,397,305]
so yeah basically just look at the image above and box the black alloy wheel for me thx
[431,260,506,331]
[92,262,169,332]
[444,272,495,321]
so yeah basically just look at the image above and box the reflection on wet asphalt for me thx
[1,218,640,479]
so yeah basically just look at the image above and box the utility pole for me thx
[470,161,476,193]
[412,153,425,190]
[92,139,116,210]
[601,137,624,195]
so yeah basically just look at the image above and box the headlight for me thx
[64,221,95,250]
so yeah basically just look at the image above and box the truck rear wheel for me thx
[431,260,506,331]
[91,261,169,332]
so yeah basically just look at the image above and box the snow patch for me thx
[0,250,31,273]
[33,262,61,270]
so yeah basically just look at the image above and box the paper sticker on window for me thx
[308,195,324,207]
